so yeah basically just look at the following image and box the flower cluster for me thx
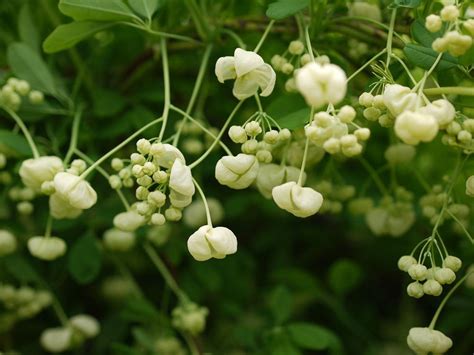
[171,303,209,335]
[441,116,474,152]
[0,77,43,111]
[270,39,309,92]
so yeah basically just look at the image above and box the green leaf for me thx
[3,255,41,283]
[287,323,337,351]
[411,19,443,47]
[43,21,116,53]
[266,329,302,355]
[274,108,311,130]
[128,0,160,20]
[18,4,40,52]
[328,259,363,296]
[7,42,58,96]
[404,43,458,71]
[392,0,421,8]
[59,0,139,22]
[459,44,474,66]
[92,88,127,117]
[268,286,293,325]
[68,234,102,284]
[266,0,309,20]
[0,129,33,157]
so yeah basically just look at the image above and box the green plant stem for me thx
[44,214,53,238]
[192,177,212,226]
[446,210,473,243]
[298,107,314,185]
[358,157,389,195]
[158,38,171,142]
[79,117,163,180]
[64,107,83,165]
[304,24,315,61]
[429,271,474,329]
[423,87,474,96]
[333,16,405,41]
[254,94,264,112]
[184,0,210,40]
[169,105,233,155]
[346,49,387,83]
[189,101,243,169]
[385,8,397,67]
[1,106,40,159]
[143,243,189,304]
[254,20,275,52]
[173,44,213,146]
[181,332,201,355]
[123,22,200,43]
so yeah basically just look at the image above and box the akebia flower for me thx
[256,164,305,199]
[407,327,452,355]
[27,236,66,261]
[272,182,323,218]
[394,111,439,145]
[383,84,421,117]
[215,48,276,100]
[187,225,237,261]
[151,143,185,168]
[417,99,455,127]
[295,62,347,108]
[19,156,64,192]
[215,154,259,189]
[69,314,100,338]
[113,211,145,232]
[169,159,195,197]
[49,193,82,220]
[53,172,97,210]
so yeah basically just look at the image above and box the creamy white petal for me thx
[215,56,236,83]
[169,159,195,196]
[233,48,264,77]
[187,225,213,261]
[206,227,237,256]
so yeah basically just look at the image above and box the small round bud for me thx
[15,80,30,96]
[123,178,134,188]
[408,264,427,281]
[118,168,131,179]
[288,40,305,55]
[363,107,381,121]
[279,128,292,141]
[165,207,182,222]
[372,95,385,110]
[152,171,168,184]
[142,161,157,175]
[340,134,357,147]
[314,55,330,65]
[0,230,17,256]
[148,190,166,207]
[241,139,258,154]
[17,201,34,215]
[130,153,146,165]
[425,14,442,33]
[398,255,417,272]
[281,63,294,75]
[136,201,153,215]
[440,5,459,22]
[354,128,370,141]
[285,78,297,92]
[407,282,424,298]
[322,138,341,154]
[228,126,247,144]
[28,90,44,104]
[359,92,374,107]
[338,105,356,123]
[132,164,144,178]
[300,53,311,66]
[104,229,135,252]
[443,255,462,272]
[135,186,149,200]
[70,159,87,174]
[434,267,456,285]
[256,150,272,163]
[151,213,166,226]
[244,121,262,136]
[111,158,124,171]
[108,175,122,189]
[136,138,151,154]
[264,130,279,144]
[457,130,472,142]
[423,279,443,296]
[136,175,153,187]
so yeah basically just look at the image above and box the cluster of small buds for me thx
[441,116,474,152]
[109,157,134,189]
[310,180,355,214]
[359,91,395,127]
[174,119,218,156]
[348,39,369,59]
[270,40,307,92]
[112,139,195,232]
[0,284,52,327]
[0,77,44,111]
[427,5,473,57]
[228,118,291,164]
[365,187,415,237]
[305,107,369,157]
[419,185,470,232]
[8,185,36,215]
[171,302,208,335]
[398,253,462,299]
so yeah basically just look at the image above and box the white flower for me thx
[103,228,135,252]
[49,193,83,220]
[28,236,66,261]
[215,154,259,189]
[169,189,193,208]
[187,225,237,261]
[19,156,64,192]
[295,62,347,108]
[256,164,305,199]
[0,230,17,256]
[113,211,145,232]
[70,314,100,338]
[383,84,421,117]
[169,159,195,197]
[407,327,452,355]
[151,143,186,168]
[394,111,439,145]
[53,172,97,210]
[272,182,323,218]
[417,99,455,127]
[40,327,72,353]
[215,48,276,100]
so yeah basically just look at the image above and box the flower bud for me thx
[103,228,135,252]
[348,2,381,21]
[354,128,370,141]
[423,279,443,296]
[165,207,182,221]
[443,255,462,271]
[295,62,347,108]
[425,14,442,32]
[69,314,100,338]
[148,190,166,207]
[394,111,439,145]
[440,5,459,22]
[113,211,145,232]
[272,182,323,218]
[407,327,452,355]
[338,105,356,123]
[169,159,195,197]
[53,172,97,210]
[108,175,122,189]
[264,130,279,144]
[418,99,455,127]
[187,225,237,261]
[172,303,209,335]
[300,53,311,66]
[152,144,185,168]
[28,236,67,261]
[359,92,374,107]
[40,327,72,353]
[151,213,166,226]
[131,153,146,165]
[407,282,424,298]
[398,255,417,272]
[215,154,259,189]
[19,156,64,192]
[0,230,17,256]
[28,90,44,104]
[49,193,82,220]
[136,138,151,154]
[17,201,33,215]
[288,40,305,55]
[408,264,428,281]
[383,84,421,117]
[434,267,456,284]
[228,125,247,143]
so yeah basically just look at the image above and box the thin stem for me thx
[64,107,83,165]
[192,178,212,226]
[254,94,264,112]
[158,38,171,142]
[124,22,200,43]
[44,214,53,238]
[304,24,315,62]
[298,137,310,186]
[332,16,405,41]
[358,157,389,195]
[424,87,474,96]
[173,44,213,146]
[385,8,397,67]
[189,101,243,169]
[79,117,163,179]
[253,20,275,53]
[220,29,246,49]
[169,105,233,155]
[391,54,417,85]
[429,271,474,329]
[346,49,387,83]
[446,209,473,243]
[143,243,189,304]
[181,332,201,355]
[1,106,40,158]
[184,0,209,40]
